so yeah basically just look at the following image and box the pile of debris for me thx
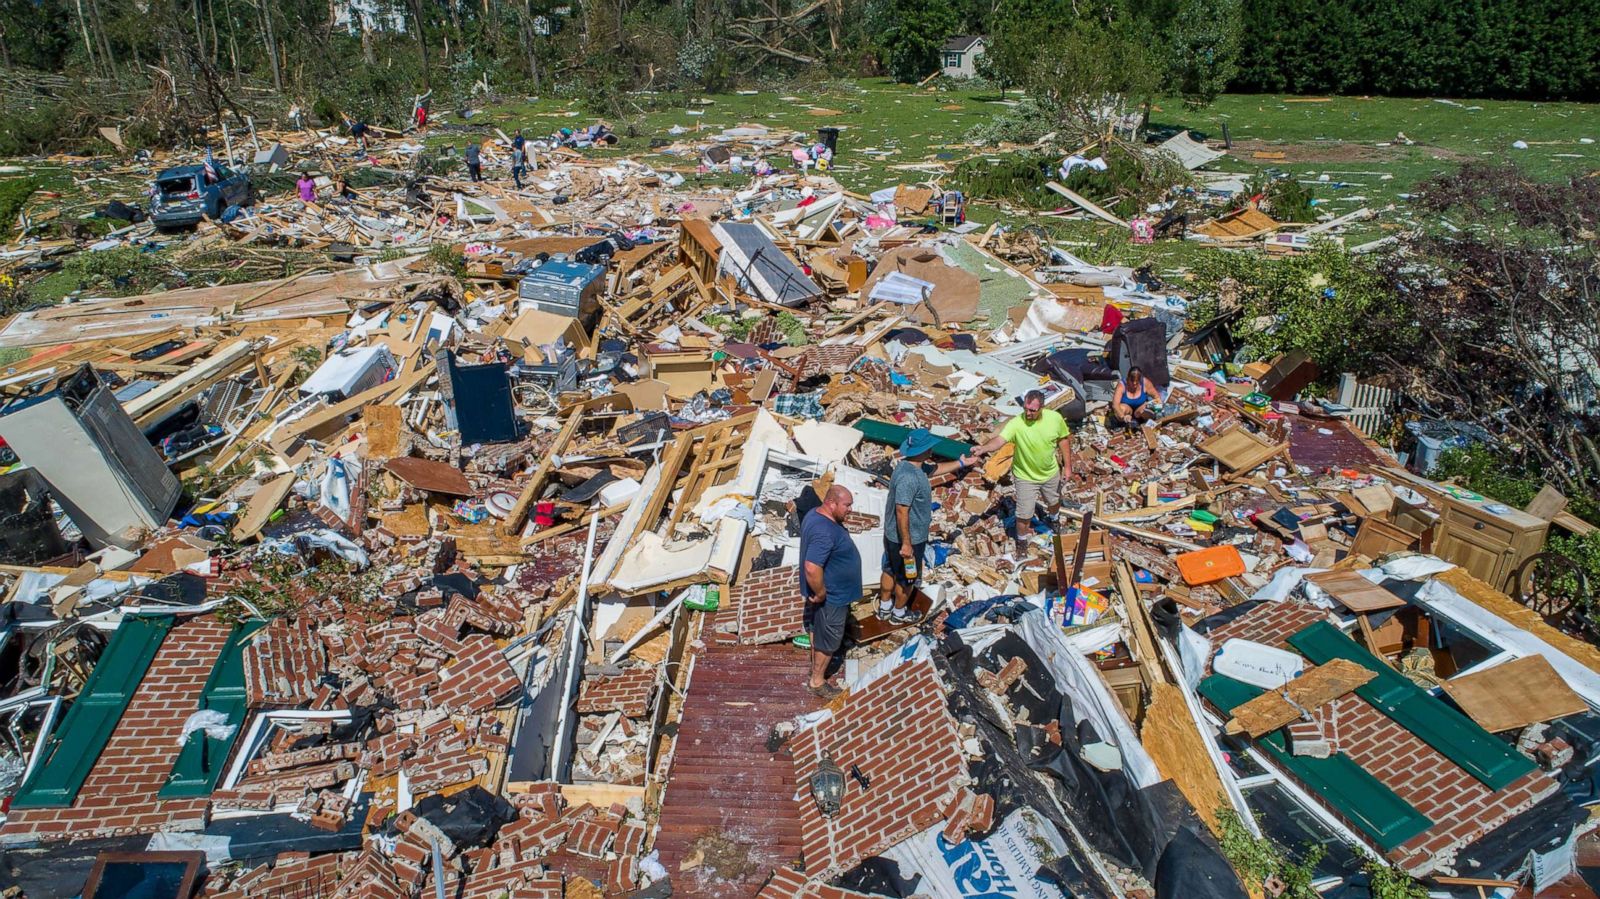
[0,125,1594,899]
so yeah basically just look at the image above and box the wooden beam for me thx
[1046,181,1128,227]
[500,410,584,535]
[1116,559,1170,687]
[285,360,435,440]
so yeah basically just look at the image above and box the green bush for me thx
[0,103,75,157]
[1246,172,1316,223]
[953,153,1057,209]
[1186,241,1413,378]
[0,177,40,239]
[1215,808,1321,898]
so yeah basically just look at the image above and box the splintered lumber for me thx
[286,361,435,440]
[1223,659,1376,737]
[500,410,584,535]
[1046,181,1128,228]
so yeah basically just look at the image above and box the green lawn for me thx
[10,80,1599,280]
[444,79,1600,269]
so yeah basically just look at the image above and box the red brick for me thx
[788,653,966,880]
[735,566,807,645]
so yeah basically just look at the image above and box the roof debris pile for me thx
[0,125,1594,899]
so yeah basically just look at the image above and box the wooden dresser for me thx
[1374,466,1551,594]
[1431,493,1549,593]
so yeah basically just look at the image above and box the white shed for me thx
[940,36,987,79]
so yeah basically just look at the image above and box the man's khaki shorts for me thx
[1014,474,1062,523]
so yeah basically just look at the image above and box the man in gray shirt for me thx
[879,428,975,623]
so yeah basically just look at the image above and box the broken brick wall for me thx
[0,617,230,843]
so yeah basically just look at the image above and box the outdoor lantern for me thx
[810,751,845,817]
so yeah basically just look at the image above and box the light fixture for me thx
[810,751,845,817]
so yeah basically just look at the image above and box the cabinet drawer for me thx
[1442,505,1520,547]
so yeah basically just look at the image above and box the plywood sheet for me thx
[1197,426,1285,472]
[384,457,473,496]
[1305,569,1407,613]
[1140,683,1228,834]
[364,404,405,460]
[1224,659,1376,737]
[1442,655,1588,733]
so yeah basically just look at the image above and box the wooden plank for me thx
[1045,181,1128,227]
[1554,510,1596,536]
[1224,659,1377,737]
[632,433,696,533]
[1441,655,1589,734]
[231,474,297,542]
[1101,495,1197,523]
[1304,569,1407,613]
[1062,508,1202,551]
[500,411,583,535]
[1525,484,1570,522]
[285,360,435,440]
[1115,560,1169,686]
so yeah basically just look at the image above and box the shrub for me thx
[1186,241,1414,378]
[0,104,75,157]
[0,177,40,239]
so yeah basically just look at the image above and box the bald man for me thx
[798,485,861,699]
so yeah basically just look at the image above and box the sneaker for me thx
[792,634,812,649]
[875,601,895,621]
[809,682,843,700]
[893,606,922,625]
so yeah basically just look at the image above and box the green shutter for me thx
[1287,620,1535,790]
[1200,673,1433,851]
[12,615,175,808]
[852,419,972,461]
[159,620,265,798]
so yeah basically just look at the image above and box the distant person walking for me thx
[511,144,527,189]
[798,486,860,700]
[464,142,482,182]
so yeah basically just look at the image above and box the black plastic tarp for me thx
[950,627,1245,899]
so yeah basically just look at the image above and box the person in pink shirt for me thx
[297,172,316,203]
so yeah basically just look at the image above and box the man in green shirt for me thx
[969,389,1075,557]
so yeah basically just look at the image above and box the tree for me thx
[1380,164,1600,500]
[867,0,959,82]
[1160,0,1242,108]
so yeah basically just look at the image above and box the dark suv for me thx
[150,164,255,230]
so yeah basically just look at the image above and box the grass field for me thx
[445,79,1600,268]
[6,78,1599,288]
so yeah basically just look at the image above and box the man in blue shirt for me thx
[798,485,860,699]
[881,428,974,624]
